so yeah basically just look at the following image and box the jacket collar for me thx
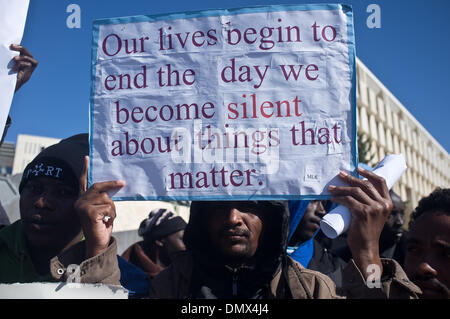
[0,220,28,259]
[0,220,54,282]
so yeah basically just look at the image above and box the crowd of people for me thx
[0,45,448,299]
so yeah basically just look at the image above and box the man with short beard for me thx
[378,191,407,264]
[404,188,450,299]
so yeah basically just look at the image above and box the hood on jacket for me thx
[183,200,291,298]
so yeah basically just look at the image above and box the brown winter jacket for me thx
[49,237,121,285]
[0,220,120,285]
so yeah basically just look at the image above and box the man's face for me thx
[296,200,327,243]
[405,211,450,299]
[206,202,264,264]
[20,177,82,249]
[383,196,405,241]
[161,229,186,259]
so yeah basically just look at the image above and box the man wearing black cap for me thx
[0,133,124,284]
[122,208,187,278]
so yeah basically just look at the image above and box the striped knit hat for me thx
[138,208,186,242]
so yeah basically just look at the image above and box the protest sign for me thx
[0,282,128,299]
[0,0,30,138]
[89,4,357,200]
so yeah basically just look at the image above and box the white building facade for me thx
[11,134,61,175]
[356,58,449,222]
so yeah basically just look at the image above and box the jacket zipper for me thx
[232,270,238,296]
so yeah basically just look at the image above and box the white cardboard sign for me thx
[0,0,30,137]
[0,282,128,299]
[89,4,357,200]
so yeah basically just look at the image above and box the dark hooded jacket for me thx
[149,200,300,298]
[148,201,421,299]
[184,200,291,299]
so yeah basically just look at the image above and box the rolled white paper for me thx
[320,154,407,239]
[320,205,350,239]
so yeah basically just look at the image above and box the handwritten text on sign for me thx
[90,5,356,200]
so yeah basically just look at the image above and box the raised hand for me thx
[10,44,38,92]
[74,156,126,258]
[328,167,393,279]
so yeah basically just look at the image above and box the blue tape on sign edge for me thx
[89,3,357,200]
[111,194,332,202]
[344,4,359,178]
[88,21,101,189]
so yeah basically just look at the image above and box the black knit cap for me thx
[138,208,187,242]
[19,133,89,194]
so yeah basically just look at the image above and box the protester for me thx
[143,168,420,298]
[0,49,149,295]
[336,190,407,266]
[287,200,347,289]
[404,188,450,299]
[0,133,123,285]
[380,191,407,263]
[122,208,186,278]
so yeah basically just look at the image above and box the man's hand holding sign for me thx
[75,156,125,258]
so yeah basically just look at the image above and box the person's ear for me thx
[155,239,164,247]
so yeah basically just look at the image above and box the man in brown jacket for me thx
[147,168,421,298]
